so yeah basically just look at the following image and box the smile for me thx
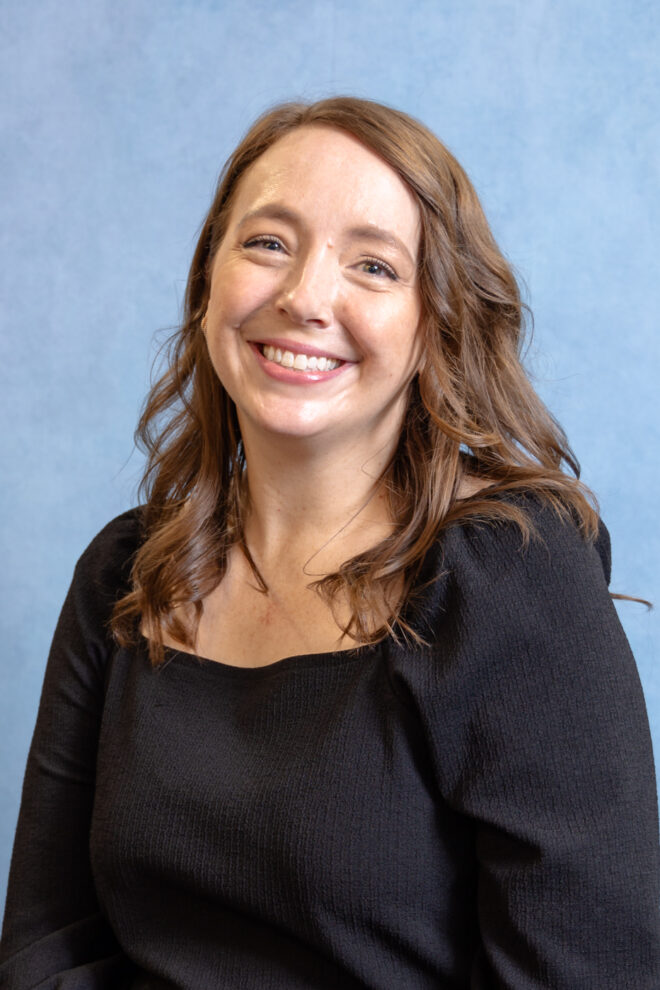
[261,344,342,372]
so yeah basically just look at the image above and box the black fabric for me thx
[1,498,659,989]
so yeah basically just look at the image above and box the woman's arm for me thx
[420,502,660,987]
[0,513,139,989]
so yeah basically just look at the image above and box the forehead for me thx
[228,125,421,249]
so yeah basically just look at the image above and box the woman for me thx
[1,97,658,989]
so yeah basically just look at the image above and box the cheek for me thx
[203,331,229,388]
[207,277,247,328]
[207,262,280,328]
[203,328,245,408]
[355,298,422,365]
[396,297,423,367]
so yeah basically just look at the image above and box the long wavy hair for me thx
[112,96,599,666]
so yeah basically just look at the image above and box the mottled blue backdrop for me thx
[1,0,659,911]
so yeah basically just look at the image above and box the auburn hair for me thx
[112,96,599,666]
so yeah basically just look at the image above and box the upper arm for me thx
[0,515,139,988]
[425,507,660,987]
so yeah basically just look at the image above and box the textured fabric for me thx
[1,497,659,989]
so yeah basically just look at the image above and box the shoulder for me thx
[411,492,614,646]
[27,509,148,711]
[401,497,660,983]
[448,490,610,591]
[402,491,652,804]
[76,507,144,575]
[66,507,144,628]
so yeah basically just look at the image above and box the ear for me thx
[201,313,208,334]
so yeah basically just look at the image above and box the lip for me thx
[248,337,354,364]
[250,342,352,384]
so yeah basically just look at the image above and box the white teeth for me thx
[261,345,340,372]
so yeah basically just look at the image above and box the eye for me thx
[243,235,285,252]
[356,257,398,281]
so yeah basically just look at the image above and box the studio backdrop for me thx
[1,0,659,913]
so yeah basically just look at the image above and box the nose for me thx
[276,250,337,327]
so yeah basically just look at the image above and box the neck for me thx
[238,426,398,578]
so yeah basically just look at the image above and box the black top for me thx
[1,497,659,989]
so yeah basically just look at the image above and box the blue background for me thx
[1,0,659,913]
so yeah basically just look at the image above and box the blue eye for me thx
[244,235,284,252]
[359,258,398,281]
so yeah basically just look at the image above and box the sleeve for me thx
[421,504,660,988]
[0,513,140,989]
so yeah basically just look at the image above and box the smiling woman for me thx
[1,97,659,989]
[204,126,421,452]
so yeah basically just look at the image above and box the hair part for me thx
[112,96,600,666]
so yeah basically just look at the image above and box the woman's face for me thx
[204,125,422,455]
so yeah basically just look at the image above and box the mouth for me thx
[260,343,343,372]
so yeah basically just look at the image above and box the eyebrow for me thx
[346,225,416,268]
[237,205,416,268]
[237,204,300,228]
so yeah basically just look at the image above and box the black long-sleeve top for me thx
[1,496,659,988]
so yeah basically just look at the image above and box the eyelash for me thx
[242,237,398,282]
[358,257,398,281]
[243,235,285,252]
